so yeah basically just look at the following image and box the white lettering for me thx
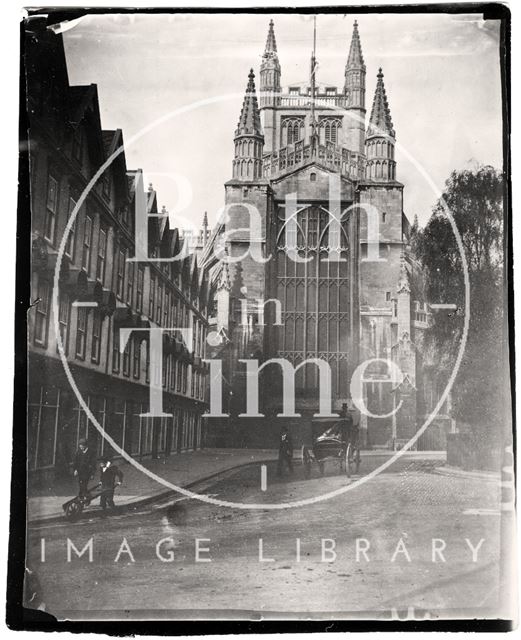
[356,538,370,562]
[465,538,485,562]
[258,539,275,562]
[67,538,93,563]
[391,538,411,563]
[321,538,337,563]
[351,358,404,419]
[431,538,446,563]
[114,537,135,563]
[156,537,175,562]
[195,538,211,563]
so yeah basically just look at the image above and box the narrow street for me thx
[27,461,502,620]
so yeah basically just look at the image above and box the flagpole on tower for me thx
[310,15,318,156]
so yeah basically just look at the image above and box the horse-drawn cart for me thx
[301,416,361,478]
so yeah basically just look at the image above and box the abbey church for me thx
[205,20,440,450]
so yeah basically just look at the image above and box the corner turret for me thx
[365,68,396,181]
[232,69,264,181]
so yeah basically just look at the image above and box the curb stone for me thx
[28,451,450,526]
[28,458,276,527]
[433,465,501,482]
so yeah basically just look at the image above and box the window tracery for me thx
[281,117,304,146]
[275,205,351,398]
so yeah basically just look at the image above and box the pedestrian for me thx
[277,425,293,476]
[347,399,361,446]
[339,402,353,444]
[98,457,124,512]
[72,439,96,498]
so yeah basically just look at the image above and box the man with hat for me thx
[276,425,294,477]
[72,439,96,498]
[346,398,361,446]
[98,457,124,511]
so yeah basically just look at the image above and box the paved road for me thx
[27,460,504,621]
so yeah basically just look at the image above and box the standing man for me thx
[347,399,361,447]
[277,425,294,477]
[98,457,124,512]
[339,403,353,444]
[72,439,96,498]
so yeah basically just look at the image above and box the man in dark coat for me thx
[277,425,294,477]
[338,403,353,444]
[346,400,361,447]
[98,457,124,511]
[72,439,96,497]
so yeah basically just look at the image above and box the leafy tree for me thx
[414,166,505,434]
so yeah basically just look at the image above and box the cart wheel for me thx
[302,446,311,478]
[65,499,83,520]
[345,443,352,478]
[355,447,361,473]
[318,461,325,476]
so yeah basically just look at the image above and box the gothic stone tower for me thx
[357,67,414,446]
[214,20,417,449]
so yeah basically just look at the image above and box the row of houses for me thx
[27,20,211,480]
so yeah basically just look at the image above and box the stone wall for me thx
[446,432,502,472]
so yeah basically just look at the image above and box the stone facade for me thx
[205,19,434,450]
[26,22,210,481]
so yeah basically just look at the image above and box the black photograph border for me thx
[7,2,513,633]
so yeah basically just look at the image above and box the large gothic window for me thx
[281,117,304,147]
[275,205,351,401]
[319,117,342,145]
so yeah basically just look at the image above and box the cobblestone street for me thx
[27,461,505,620]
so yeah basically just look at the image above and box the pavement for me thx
[27,448,279,524]
[433,465,501,482]
[28,447,488,525]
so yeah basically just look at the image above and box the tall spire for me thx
[259,19,281,112]
[309,15,319,155]
[202,211,208,245]
[232,69,264,180]
[346,20,365,69]
[367,68,395,138]
[264,18,277,55]
[365,68,397,181]
[344,20,366,155]
[236,69,262,137]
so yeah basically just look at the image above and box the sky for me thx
[62,12,503,232]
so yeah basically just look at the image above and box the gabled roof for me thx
[158,207,169,239]
[146,186,161,249]
[68,84,105,166]
[68,84,98,126]
[181,251,192,285]
[190,254,199,292]
[391,372,417,393]
[102,129,129,202]
[270,160,356,186]
[146,186,158,213]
